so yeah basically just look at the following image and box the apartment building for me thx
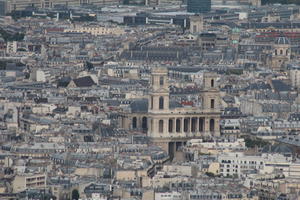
[12,173,47,193]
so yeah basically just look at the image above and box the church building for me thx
[120,67,221,158]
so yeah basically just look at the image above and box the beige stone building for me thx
[5,0,120,12]
[271,37,291,71]
[121,67,221,158]
[190,15,204,34]
[64,25,125,36]
[12,173,47,193]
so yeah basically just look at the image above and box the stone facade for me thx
[121,67,221,157]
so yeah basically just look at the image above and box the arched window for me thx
[159,120,164,133]
[132,117,137,129]
[168,119,173,133]
[211,79,214,87]
[275,49,278,56]
[159,96,164,110]
[210,119,215,132]
[211,99,215,109]
[142,117,147,130]
[176,119,181,132]
[160,76,164,86]
[280,49,283,55]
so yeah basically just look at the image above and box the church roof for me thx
[130,98,183,113]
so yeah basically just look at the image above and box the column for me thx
[181,117,184,135]
[205,118,210,135]
[172,118,176,134]
[164,118,168,136]
[215,118,220,137]
[148,118,151,133]
[195,117,199,132]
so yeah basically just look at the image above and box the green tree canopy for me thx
[71,189,79,200]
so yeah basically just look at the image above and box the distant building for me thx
[12,173,47,193]
[0,0,6,15]
[271,36,291,71]
[187,0,211,14]
[5,0,119,12]
[189,15,203,34]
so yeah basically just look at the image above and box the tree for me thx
[205,172,215,177]
[85,61,94,71]
[71,189,79,200]
[242,136,269,148]
[0,28,25,42]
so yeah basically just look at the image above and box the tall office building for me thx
[187,0,211,13]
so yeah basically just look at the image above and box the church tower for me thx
[202,72,220,111]
[147,67,170,139]
[190,15,204,34]
[271,36,291,71]
[148,67,169,113]
[201,72,221,136]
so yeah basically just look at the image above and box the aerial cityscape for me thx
[0,0,300,199]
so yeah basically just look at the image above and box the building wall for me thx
[290,69,300,89]
[12,174,47,193]
[6,0,119,12]
[64,26,125,36]
[116,170,136,181]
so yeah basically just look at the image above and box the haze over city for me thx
[0,0,300,199]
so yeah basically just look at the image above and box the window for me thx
[191,118,197,132]
[211,79,214,87]
[210,119,215,132]
[210,99,215,109]
[142,117,147,130]
[275,49,277,55]
[159,120,164,133]
[199,118,204,132]
[151,97,153,109]
[176,119,181,132]
[159,96,164,110]
[168,119,173,132]
[280,49,283,55]
[160,76,164,86]
[132,117,137,129]
[184,118,189,132]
